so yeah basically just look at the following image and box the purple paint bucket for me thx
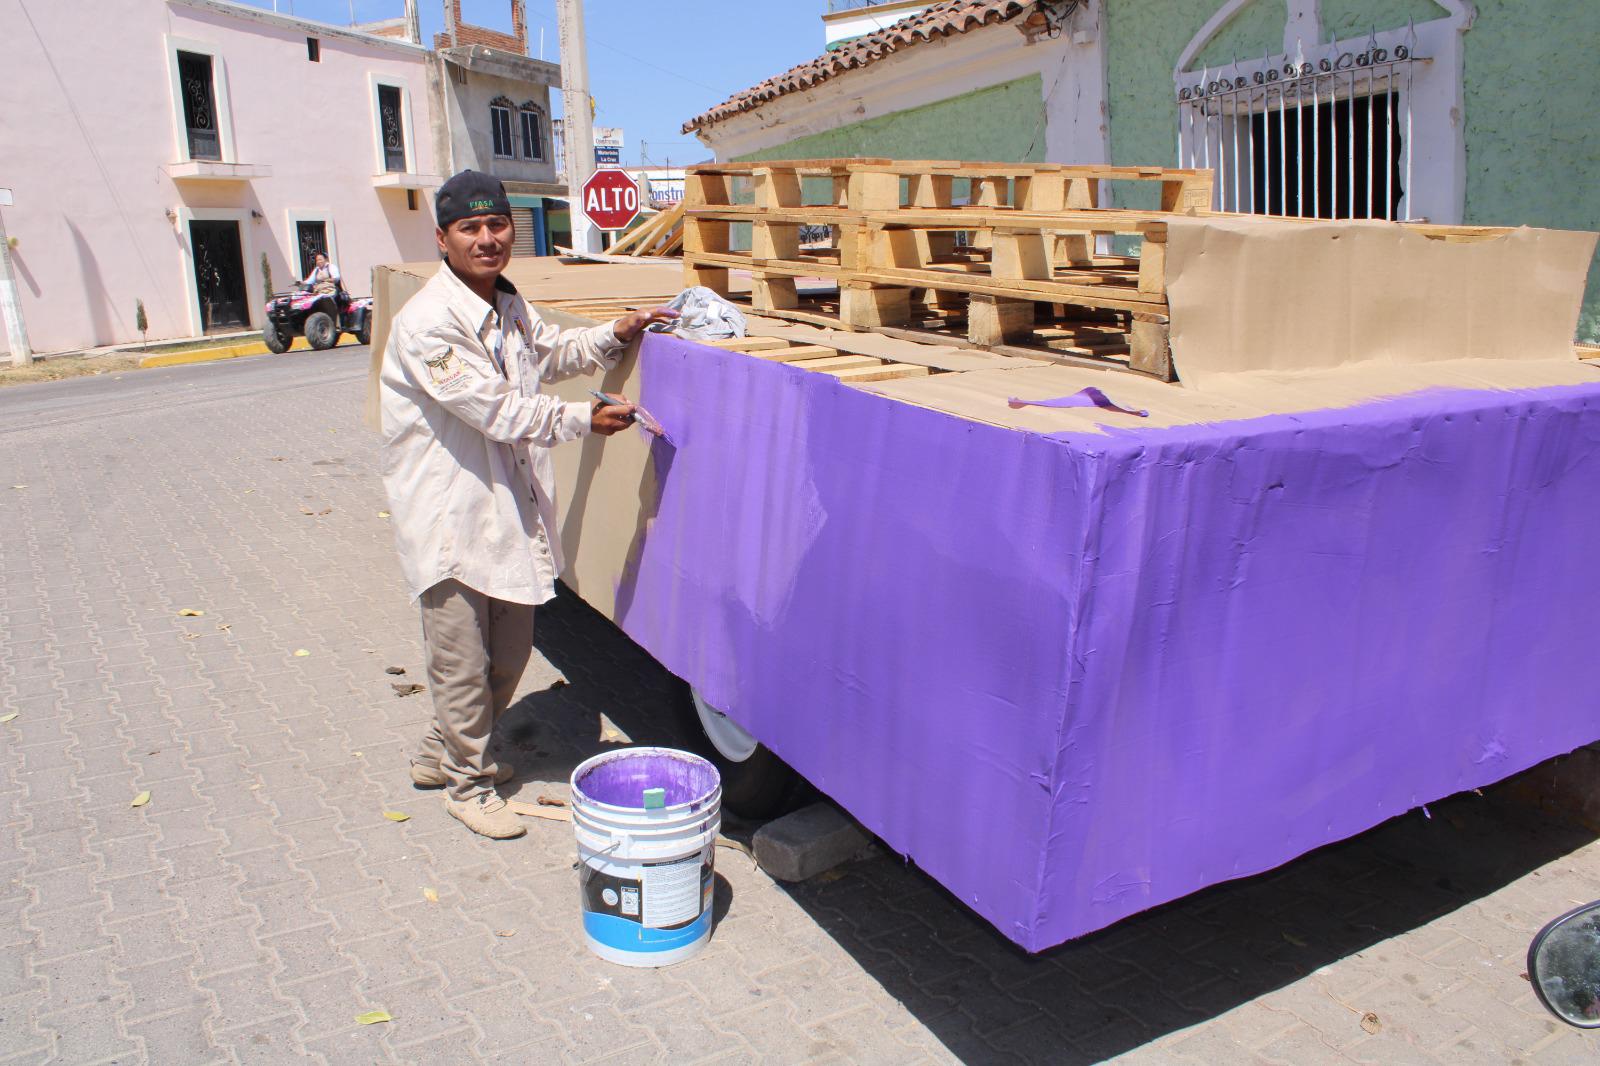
[570,747,722,967]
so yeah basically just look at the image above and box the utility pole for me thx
[0,195,33,367]
[555,0,600,252]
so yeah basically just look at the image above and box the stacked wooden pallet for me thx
[682,159,1217,380]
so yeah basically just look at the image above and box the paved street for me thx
[2,348,1599,1065]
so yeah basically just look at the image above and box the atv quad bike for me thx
[263,285,372,353]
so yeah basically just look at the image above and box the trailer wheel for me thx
[671,680,800,820]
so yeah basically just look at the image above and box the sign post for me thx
[581,170,642,234]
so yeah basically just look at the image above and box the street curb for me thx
[138,336,358,369]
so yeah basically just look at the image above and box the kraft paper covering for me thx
[1163,218,1598,384]
[555,334,1600,951]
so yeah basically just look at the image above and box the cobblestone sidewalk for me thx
[1,351,1597,1064]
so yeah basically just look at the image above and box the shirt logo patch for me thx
[422,349,471,394]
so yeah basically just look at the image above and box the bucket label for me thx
[641,857,701,929]
[579,846,713,937]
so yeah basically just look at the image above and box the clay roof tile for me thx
[682,0,1064,134]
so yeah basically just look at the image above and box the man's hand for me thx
[590,394,638,436]
[612,307,679,343]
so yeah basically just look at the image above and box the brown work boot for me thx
[410,761,514,788]
[443,793,525,839]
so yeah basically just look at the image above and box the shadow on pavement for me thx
[511,586,1599,1064]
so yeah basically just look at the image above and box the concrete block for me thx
[752,802,872,883]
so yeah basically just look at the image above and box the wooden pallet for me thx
[681,160,1217,379]
[538,296,939,384]
[684,158,1531,381]
[606,200,686,258]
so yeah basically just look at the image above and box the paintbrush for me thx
[589,389,671,443]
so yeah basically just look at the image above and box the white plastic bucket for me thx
[570,746,722,968]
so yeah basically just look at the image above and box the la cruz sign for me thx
[582,169,642,231]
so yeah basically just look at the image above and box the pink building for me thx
[1,0,445,355]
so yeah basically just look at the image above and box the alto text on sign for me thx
[581,170,642,231]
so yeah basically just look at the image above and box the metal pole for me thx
[556,0,600,251]
[0,208,34,367]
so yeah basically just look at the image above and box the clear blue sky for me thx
[240,0,827,166]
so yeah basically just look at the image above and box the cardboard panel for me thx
[1165,218,1598,383]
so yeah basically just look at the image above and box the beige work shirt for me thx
[379,263,623,605]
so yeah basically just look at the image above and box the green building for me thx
[684,0,1599,340]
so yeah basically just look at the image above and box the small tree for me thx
[260,253,273,303]
[135,299,148,349]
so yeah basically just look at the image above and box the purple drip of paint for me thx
[1007,387,1149,418]
[575,750,719,809]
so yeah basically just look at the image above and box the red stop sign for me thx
[581,169,642,231]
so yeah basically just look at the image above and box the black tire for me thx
[304,310,337,351]
[356,320,371,347]
[263,324,291,354]
[670,678,801,820]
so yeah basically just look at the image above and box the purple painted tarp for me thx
[611,334,1600,952]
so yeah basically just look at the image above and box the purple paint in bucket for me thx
[574,749,720,810]
[570,747,722,967]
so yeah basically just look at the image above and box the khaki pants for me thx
[415,579,534,800]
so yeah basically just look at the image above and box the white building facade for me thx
[1,0,444,355]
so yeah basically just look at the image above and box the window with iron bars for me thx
[490,97,515,158]
[1175,32,1422,220]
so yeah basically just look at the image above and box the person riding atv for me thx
[263,253,372,353]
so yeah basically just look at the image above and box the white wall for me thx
[694,4,1109,168]
[0,0,442,354]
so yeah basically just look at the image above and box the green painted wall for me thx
[1104,0,1599,338]
[1460,0,1600,340]
[1194,0,1285,69]
[1321,0,1441,42]
[734,75,1047,164]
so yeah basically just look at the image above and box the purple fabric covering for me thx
[1008,387,1149,418]
[612,334,1600,951]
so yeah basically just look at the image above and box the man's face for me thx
[437,214,513,285]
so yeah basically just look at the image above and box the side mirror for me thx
[1529,900,1600,1028]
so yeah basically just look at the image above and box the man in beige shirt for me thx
[379,170,674,838]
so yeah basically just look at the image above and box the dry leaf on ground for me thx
[297,506,314,516]
[494,930,516,938]
[1360,1012,1381,1034]
[391,683,425,697]
[378,511,391,518]
[130,791,151,808]
[178,609,204,617]
[385,666,406,675]
[293,649,310,657]
[383,811,410,822]
[355,1010,391,1025]
[0,713,18,723]
[536,795,567,808]
[423,888,439,903]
